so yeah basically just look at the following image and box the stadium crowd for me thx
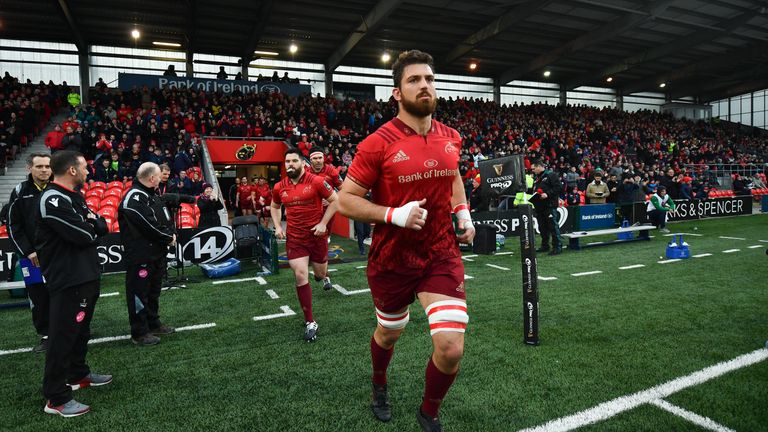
[49,81,766,206]
[0,73,69,167]
[0,69,751,213]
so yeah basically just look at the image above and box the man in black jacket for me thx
[531,159,563,255]
[8,152,51,353]
[118,162,176,346]
[35,150,111,417]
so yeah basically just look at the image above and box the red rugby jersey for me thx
[237,184,253,204]
[314,164,343,190]
[272,171,333,239]
[347,118,462,270]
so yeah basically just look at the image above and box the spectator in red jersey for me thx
[44,125,65,152]
[270,148,338,342]
[338,50,474,432]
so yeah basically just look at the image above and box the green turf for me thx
[1,214,766,431]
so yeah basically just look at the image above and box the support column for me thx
[78,47,90,106]
[559,88,566,106]
[493,78,501,105]
[616,90,624,112]
[240,58,249,81]
[324,70,334,98]
[186,50,194,77]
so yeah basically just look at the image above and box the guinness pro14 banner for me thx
[478,155,526,197]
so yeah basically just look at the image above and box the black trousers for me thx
[648,209,667,229]
[537,208,562,250]
[43,280,99,406]
[125,260,164,338]
[354,220,371,253]
[27,282,50,337]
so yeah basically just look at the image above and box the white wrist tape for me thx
[386,201,424,227]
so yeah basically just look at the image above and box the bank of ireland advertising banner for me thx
[118,73,311,97]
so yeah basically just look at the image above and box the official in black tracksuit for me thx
[530,160,563,255]
[118,162,176,345]
[7,153,51,352]
[35,151,109,410]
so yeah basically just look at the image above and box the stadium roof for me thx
[2,0,768,102]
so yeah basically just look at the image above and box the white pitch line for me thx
[693,253,713,258]
[464,274,474,280]
[255,276,267,285]
[722,249,740,253]
[212,277,258,285]
[760,240,768,243]
[657,259,681,264]
[516,348,768,432]
[356,265,367,269]
[99,292,120,297]
[252,306,296,321]
[619,264,646,270]
[462,254,478,259]
[718,236,745,240]
[748,245,763,249]
[309,269,337,275]
[333,284,370,296]
[649,399,735,432]
[538,276,558,281]
[486,264,510,271]
[265,289,279,299]
[664,233,703,237]
[586,242,604,246]
[495,251,514,256]
[571,271,602,277]
[463,258,475,262]
[0,323,218,357]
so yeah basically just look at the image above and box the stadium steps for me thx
[0,113,67,202]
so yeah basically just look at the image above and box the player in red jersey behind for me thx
[271,149,338,341]
[338,50,475,432]
[308,146,343,285]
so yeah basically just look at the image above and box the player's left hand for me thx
[456,219,476,244]
[312,223,327,236]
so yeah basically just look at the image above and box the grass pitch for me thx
[1,214,766,431]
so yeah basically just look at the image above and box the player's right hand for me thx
[402,199,428,230]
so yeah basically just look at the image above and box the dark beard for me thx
[286,166,302,179]
[401,94,436,118]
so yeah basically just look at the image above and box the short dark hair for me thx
[26,152,51,167]
[392,50,434,88]
[284,148,301,159]
[531,159,545,168]
[50,150,83,176]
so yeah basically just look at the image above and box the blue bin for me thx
[617,220,634,240]
[665,234,691,259]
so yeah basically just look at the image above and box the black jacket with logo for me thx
[34,182,108,292]
[118,182,174,266]
[8,175,47,257]
[532,169,562,211]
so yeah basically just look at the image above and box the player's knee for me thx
[434,338,464,365]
